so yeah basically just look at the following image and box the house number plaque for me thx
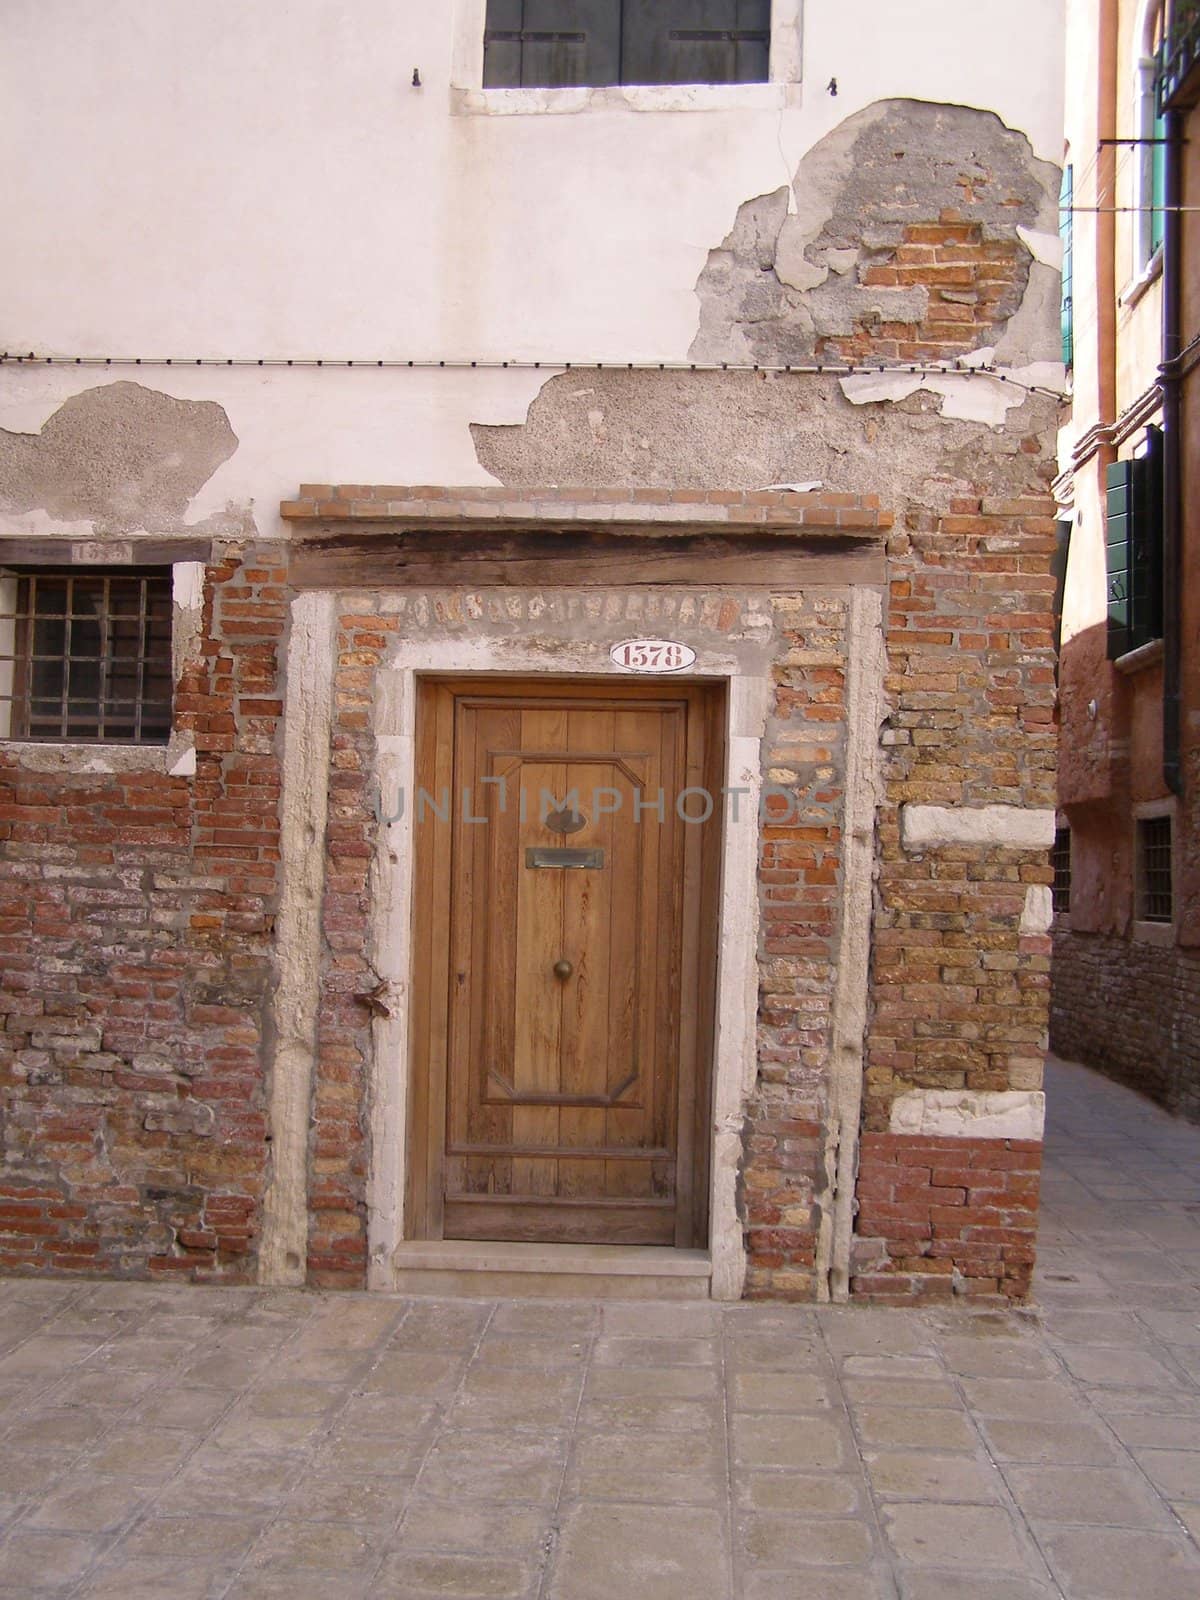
[609,639,697,673]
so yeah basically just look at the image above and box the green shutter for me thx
[1059,164,1074,368]
[1106,460,1134,658]
[1151,99,1166,255]
[1106,430,1165,659]
[621,0,770,86]
[483,1,621,88]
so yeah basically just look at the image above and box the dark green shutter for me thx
[621,0,770,86]
[483,1,621,88]
[1105,428,1164,659]
[1106,460,1134,658]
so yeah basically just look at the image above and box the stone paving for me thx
[0,1054,1198,1598]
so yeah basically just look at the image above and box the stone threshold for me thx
[387,1241,712,1300]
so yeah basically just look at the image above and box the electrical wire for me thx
[0,351,1068,403]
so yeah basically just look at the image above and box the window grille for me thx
[0,570,173,745]
[1136,814,1173,922]
[1051,827,1072,914]
[483,1,771,89]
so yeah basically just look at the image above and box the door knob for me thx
[553,959,574,980]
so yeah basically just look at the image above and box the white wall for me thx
[0,0,1065,526]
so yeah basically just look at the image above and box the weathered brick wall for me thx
[868,496,1057,1119]
[821,215,1026,365]
[851,1133,1041,1301]
[304,608,399,1288]
[852,493,1057,1300]
[743,592,848,1300]
[0,544,285,1278]
[1051,930,1200,1123]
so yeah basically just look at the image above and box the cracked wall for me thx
[690,99,1061,369]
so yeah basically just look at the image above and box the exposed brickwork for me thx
[743,593,847,1300]
[820,215,1026,365]
[851,1132,1041,1301]
[1051,929,1200,1124]
[0,545,286,1279]
[280,485,891,532]
[865,496,1058,1132]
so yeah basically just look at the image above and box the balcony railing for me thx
[1160,0,1200,111]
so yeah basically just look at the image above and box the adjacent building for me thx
[0,3,1065,1299]
[1052,0,1200,1120]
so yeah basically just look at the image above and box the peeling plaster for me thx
[0,382,237,534]
[839,358,1067,427]
[472,368,1058,512]
[689,99,1061,369]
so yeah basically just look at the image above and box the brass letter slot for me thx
[525,847,605,870]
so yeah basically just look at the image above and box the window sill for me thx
[1132,917,1175,947]
[451,81,798,116]
[1114,637,1164,676]
[1119,246,1164,311]
[0,736,196,777]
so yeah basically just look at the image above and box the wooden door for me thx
[410,680,721,1248]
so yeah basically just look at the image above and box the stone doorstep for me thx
[387,1242,712,1301]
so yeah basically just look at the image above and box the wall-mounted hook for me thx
[827,77,838,96]
[412,67,422,87]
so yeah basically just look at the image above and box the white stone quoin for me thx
[900,804,1057,851]
[889,1089,1046,1141]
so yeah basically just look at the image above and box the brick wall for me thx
[850,1133,1041,1301]
[867,496,1057,1125]
[743,592,848,1300]
[1051,929,1200,1123]
[0,545,285,1279]
[820,214,1026,365]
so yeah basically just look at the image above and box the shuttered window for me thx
[1105,428,1164,658]
[1059,164,1074,368]
[483,1,771,88]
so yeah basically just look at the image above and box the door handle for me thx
[553,959,574,980]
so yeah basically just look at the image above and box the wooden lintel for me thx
[290,527,886,589]
[0,537,214,568]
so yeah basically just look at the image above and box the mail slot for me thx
[525,847,605,870]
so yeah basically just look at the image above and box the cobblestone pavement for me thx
[0,1055,1198,1599]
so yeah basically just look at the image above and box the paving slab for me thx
[0,1055,1194,1597]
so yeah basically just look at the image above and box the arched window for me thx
[1133,0,1167,271]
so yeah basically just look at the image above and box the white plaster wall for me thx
[4,1,1064,363]
[1,2,1064,533]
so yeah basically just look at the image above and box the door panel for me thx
[412,680,719,1248]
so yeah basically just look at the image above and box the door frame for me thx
[365,633,774,1300]
[406,676,725,1249]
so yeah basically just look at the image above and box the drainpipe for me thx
[1097,0,1120,436]
[1160,101,1184,796]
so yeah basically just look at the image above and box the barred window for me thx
[1136,814,1173,923]
[1051,826,1072,915]
[0,569,173,745]
[483,1,771,89]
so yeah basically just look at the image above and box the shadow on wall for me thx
[1051,616,1200,1121]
